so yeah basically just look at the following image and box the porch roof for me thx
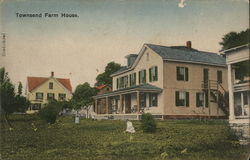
[93,83,162,99]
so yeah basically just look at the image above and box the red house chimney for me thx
[51,71,54,77]
[186,41,192,48]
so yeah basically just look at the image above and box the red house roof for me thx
[27,77,72,93]
[96,84,107,90]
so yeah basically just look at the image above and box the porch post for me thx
[95,99,98,114]
[137,91,140,113]
[241,92,244,116]
[106,97,108,114]
[123,95,126,114]
[228,64,235,120]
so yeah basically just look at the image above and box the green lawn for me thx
[0,115,249,160]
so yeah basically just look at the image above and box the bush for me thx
[140,113,157,133]
[38,101,62,124]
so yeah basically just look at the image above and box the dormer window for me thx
[49,82,53,89]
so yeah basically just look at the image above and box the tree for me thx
[95,62,121,86]
[0,68,16,127]
[72,82,97,118]
[17,81,23,95]
[38,100,62,124]
[140,113,157,133]
[220,28,249,50]
[0,68,30,127]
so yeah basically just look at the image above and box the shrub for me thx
[140,113,157,133]
[38,101,62,124]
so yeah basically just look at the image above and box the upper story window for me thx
[58,93,66,101]
[36,92,43,100]
[49,82,53,89]
[177,67,188,81]
[129,73,136,87]
[149,66,158,82]
[47,93,55,100]
[175,91,189,107]
[139,70,146,84]
[217,70,222,84]
[117,76,128,89]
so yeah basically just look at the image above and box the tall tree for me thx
[220,28,249,50]
[95,62,121,86]
[0,68,30,127]
[72,82,97,118]
[0,68,16,127]
[17,82,23,95]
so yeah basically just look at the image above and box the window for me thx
[117,76,128,89]
[177,67,188,81]
[149,93,158,107]
[217,70,222,84]
[36,92,43,100]
[149,66,158,82]
[129,73,136,87]
[31,103,41,110]
[139,70,146,84]
[49,82,53,89]
[47,93,55,100]
[175,91,189,107]
[58,93,66,100]
[196,92,207,107]
[146,52,149,61]
[243,91,249,106]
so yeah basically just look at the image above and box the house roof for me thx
[112,43,226,76]
[146,44,226,66]
[96,84,111,90]
[27,76,72,93]
[220,43,249,54]
[93,83,162,98]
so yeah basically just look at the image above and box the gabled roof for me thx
[220,43,249,54]
[146,44,226,66]
[111,43,226,76]
[27,76,72,93]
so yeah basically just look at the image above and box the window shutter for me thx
[185,67,189,81]
[205,91,208,108]
[117,78,119,89]
[186,92,189,107]
[176,67,180,80]
[139,71,141,84]
[144,70,146,83]
[175,91,179,106]
[155,66,158,81]
[134,73,136,85]
[149,68,152,82]
[149,93,152,107]
[129,74,131,87]
[196,93,199,107]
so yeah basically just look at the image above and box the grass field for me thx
[0,115,249,160]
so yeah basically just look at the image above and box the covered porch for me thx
[93,84,162,118]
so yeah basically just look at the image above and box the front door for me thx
[125,94,131,113]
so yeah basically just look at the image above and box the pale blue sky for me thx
[0,0,249,90]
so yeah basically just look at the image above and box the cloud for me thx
[178,0,187,8]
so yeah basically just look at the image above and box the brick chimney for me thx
[186,41,192,48]
[51,71,54,77]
